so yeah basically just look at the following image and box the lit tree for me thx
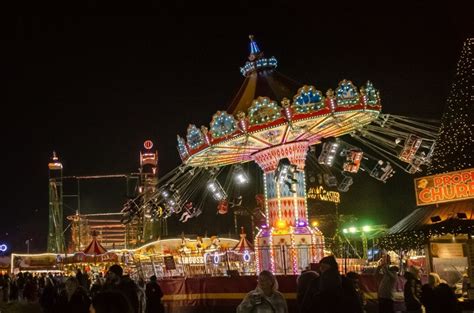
[428,38,473,174]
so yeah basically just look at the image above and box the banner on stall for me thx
[414,168,474,206]
[431,243,464,258]
[164,255,176,270]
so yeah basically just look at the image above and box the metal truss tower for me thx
[47,152,65,253]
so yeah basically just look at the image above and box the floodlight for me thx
[234,165,249,185]
[207,179,227,201]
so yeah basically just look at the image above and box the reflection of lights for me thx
[243,250,251,262]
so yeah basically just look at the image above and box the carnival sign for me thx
[414,168,474,206]
[307,186,340,204]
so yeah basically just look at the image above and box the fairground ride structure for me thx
[120,36,440,274]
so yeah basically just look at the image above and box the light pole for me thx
[342,225,386,260]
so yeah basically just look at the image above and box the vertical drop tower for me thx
[47,151,65,253]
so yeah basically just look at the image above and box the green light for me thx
[349,227,357,233]
[343,229,348,234]
[362,225,371,232]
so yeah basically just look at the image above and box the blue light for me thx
[213,253,220,264]
[250,39,260,55]
[0,244,7,252]
[243,250,251,262]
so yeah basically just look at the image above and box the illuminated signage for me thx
[307,186,340,204]
[414,168,474,206]
[144,140,154,150]
[177,256,204,265]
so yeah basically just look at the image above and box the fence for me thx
[132,243,332,278]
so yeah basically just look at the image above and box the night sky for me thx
[1,7,471,253]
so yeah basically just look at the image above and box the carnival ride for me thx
[119,35,440,274]
[47,140,165,254]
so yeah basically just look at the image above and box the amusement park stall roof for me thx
[387,199,474,235]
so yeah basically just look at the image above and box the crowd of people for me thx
[0,256,464,313]
[237,255,462,313]
[376,255,461,313]
[0,265,164,313]
[237,256,366,313]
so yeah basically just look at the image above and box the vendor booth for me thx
[381,168,474,289]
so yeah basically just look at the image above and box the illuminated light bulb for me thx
[277,219,287,229]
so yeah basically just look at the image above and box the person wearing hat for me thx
[318,255,343,313]
[296,270,320,313]
[103,264,139,313]
[145,275,164,313]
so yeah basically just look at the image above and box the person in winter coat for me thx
[404,266,422,313]
[341,272,364,313]
[433,283,461,313]
[421,273,441,313]
[319,256,343,313]
[90,290,133,313]
[56,277,90,313]
[39,277,56,313]
[103,264,138,313]
[145,275,164,313]
[377,255,398,313]
[237,270,288,313]
[296,270,319,313]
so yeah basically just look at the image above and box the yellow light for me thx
[362,225,371,232]
[311,220,319,227]
[349,227,357,233]
[277,219,287,229]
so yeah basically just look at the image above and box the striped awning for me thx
[233,228,254,252]
[83,235,107,255]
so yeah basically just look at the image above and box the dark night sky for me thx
[0,6,472,253]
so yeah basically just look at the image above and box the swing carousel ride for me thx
[120,35,439,274]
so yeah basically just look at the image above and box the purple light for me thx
[261,224,268,229]
[297,221,306,227]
